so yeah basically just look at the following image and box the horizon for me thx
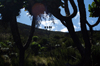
[17,22,100,34]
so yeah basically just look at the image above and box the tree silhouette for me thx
[0,0,36,66]
[41,0,100,66]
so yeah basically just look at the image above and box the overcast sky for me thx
[17,0,100,32]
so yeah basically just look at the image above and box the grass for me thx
[28,55,54,66]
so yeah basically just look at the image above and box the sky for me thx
[17,0,100,32]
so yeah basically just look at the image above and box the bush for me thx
[32,36,39,42]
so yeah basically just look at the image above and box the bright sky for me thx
[17,0,100,32]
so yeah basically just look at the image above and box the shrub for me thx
[32,36,39,42]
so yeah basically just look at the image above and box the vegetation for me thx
[0,0,100,66]
[0,23,100,66]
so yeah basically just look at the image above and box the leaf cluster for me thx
[89,0,100,17]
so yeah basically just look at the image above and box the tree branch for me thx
[91,17,100,27]
[69,0,77,18]
[64,0,70,16]
[64,0,77,18]
[10,15,23,49]
[24,16,36,50]
[86,17,100,28]
[60,20,67,27]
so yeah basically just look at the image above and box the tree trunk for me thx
[19,49,25,66]
[10,15,23,49]
[65,19,85,58]
[10,15,36,66]
[77,0,91,66]
[63,0,85,58]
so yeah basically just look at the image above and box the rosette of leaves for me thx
[88,0,100,17]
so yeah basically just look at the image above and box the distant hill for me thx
[17,22,67,37]
[0,22,67,38]
[0,22,100,39]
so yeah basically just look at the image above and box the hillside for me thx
[0,22,67,38]
[17,22,67,36]
[0,22,69,43]
[0,22,100,39]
